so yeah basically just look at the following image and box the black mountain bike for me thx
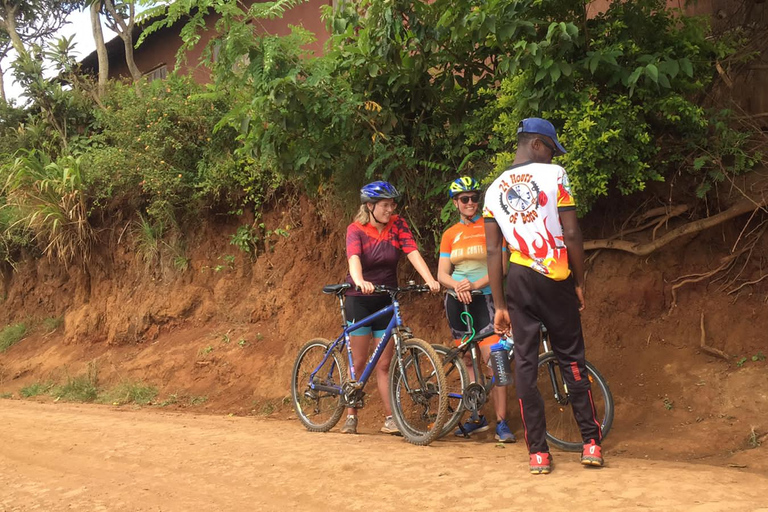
[434,291,614,451]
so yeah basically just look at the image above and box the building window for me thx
[144,65,168,82]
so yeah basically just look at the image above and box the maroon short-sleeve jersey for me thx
[345,215,417,295]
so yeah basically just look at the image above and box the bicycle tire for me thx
[389,338,449,446]
[537,351,614,452]
[291,338,347,432]
[432,344,470,439]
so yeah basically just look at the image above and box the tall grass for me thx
[100,381,158,405]
[133,213,163,270]
[52,362,99,402]
[0,323,27,352]
[4,150,96,267]
[20,381,55,397]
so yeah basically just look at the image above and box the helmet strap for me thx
[370,205,386,226]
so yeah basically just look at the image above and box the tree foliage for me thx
[0,0,763,267]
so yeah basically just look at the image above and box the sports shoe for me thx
[529,452,552,474]
[340,415,358,434]
[381,416,400,435]
[581,439,604,467]
[454,415,490,437]
[495,419,516,443]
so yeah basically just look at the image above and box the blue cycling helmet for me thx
[448,176,481,198]
[360,181,401,203]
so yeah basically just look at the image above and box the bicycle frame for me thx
[308,291,406,395]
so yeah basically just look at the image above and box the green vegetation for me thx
[0,0,762,267]
[736,351,765,368]
[19,372,158,406]
[41,316,63,333]
[0,392,12,399]
[157,393,180,407]
[20,381,55,397]
[52,364,100,402]
[0,323,27,352]
[189,395,208,406]
[100,381,158,406]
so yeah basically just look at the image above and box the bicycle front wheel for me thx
[291,338,347,432]
[432,344,469,439]
[389,338,449,446]
[537,351,614,452]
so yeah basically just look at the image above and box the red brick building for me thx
[80,0,333,83]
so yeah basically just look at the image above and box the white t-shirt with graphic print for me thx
[483,162,576,281]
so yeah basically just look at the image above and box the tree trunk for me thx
[0,2,29,59]
[90,1,109,96]
[121,33,142,81]
[0,61,6,102]
[103,0,142,82]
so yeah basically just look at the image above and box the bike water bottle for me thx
[489,341,513,386]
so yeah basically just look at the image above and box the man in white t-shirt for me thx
[483,118,603,474]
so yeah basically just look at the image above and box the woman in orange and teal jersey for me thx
[437,177,516,443]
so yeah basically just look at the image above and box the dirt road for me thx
[1,400,766,511]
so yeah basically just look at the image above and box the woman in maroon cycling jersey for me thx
[340,181,440,435]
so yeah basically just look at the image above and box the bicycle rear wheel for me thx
[291,338,347,432]
[389,338,448,446]
[432,344,469,439]
[537,351,614,452]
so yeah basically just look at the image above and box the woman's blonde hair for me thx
[354,204,371,225]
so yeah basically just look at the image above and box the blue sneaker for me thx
[495,419,516,443]
[454,415,490,437]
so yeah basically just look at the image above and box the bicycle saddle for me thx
[322,283,352,295]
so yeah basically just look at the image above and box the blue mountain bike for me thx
[291,282,448,446]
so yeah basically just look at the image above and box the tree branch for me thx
[585,198,767,255]
[699,312,730,361]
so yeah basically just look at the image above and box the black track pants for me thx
[506,263,602,454]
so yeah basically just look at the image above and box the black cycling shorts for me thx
[444,292,497,343]
[344,294,393,336]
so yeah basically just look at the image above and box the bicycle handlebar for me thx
[372,283,431,295]
[322,282,432,297]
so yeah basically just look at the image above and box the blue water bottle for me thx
[489,338,513,387]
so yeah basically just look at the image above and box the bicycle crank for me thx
[463,383,487,414]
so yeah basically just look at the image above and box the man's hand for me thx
[494,309,511,337]
[575,285,585,311]
[425,279,441,293]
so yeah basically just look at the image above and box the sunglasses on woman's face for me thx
[458,194,480,204]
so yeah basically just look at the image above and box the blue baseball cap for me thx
[517,118,567,155]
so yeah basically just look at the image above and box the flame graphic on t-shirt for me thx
[512,228,529,256]
[532,233,548,259]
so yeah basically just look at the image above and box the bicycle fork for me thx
[541,332,569,406]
